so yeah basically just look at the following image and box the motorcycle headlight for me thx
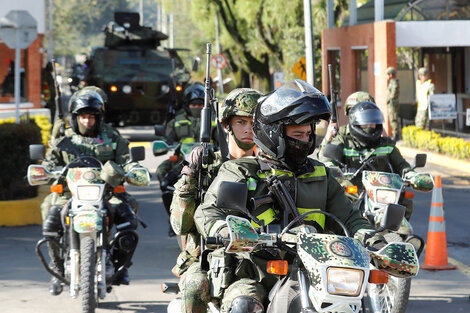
[327,267,364,296]
[77,185,101,201]
[376,189,398,204]
[122,85,132,94]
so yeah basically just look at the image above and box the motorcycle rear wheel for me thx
[362,233,411,313]
[80,236,97,313]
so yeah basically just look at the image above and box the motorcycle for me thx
[322,144,433,313]
[28,138,150,313]
[164,181,419,313]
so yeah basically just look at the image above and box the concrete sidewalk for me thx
[396,141,470,186]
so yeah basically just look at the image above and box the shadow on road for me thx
[98,300,168,312]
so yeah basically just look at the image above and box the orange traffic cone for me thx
[421,176,456,270]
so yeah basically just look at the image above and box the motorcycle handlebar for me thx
[205,236,225,245]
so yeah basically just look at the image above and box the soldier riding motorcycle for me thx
[35,89,149,311]
[172,80,399,313]
[319,101,433,313]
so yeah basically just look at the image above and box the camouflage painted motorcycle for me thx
[323,145,433,313]
[28,141,150,313]
[216,207,418,313]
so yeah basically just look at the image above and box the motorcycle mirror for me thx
[379,203,406,232]
[152,140,172,156]
[323,144,344,165]
[413,154,427,169]
[217,182,249,215]
[27,164,53,185]
[130,146,145,162]
[29,144,46,161]
[154,124,166,137]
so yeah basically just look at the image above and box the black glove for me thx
[181,145,214,177]
[355,229,387,251]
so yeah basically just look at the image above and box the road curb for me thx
[0,185,47,226]
[396,142,470,176]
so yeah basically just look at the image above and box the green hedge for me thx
[402,126,470,160]
[0,122,43,200]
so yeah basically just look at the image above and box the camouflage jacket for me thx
[43,123,135,172]
[387,78,400,105]
[194,156,373,239]
[170,150,223,235]
[318,125,411,184]
[165,111,201,145]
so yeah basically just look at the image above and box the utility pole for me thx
[303,0,314,85]
[169,13,174,48]
[140,0,144,25]
[48,0,53,61]
[215,12,224,94]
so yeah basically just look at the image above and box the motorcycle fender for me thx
[73,211,102,233]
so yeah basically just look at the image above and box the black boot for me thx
[48,245,64,296]
[49,275,63,295]
[114,268,130,285]
[43,206,64,295]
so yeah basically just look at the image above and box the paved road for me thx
[1,127,469,312]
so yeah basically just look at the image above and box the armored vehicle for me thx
[85,12,190,126]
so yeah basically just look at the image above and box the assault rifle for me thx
[328,64,339,135]
[264,174,302,228]
[50,60,65,137]
[198,43,216,201]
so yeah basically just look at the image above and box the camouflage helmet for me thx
[386,67,396,75]
[219,88,263,125]
[418,67,429,76]
[344,91,375,115]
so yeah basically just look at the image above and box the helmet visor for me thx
[350,109,383,125]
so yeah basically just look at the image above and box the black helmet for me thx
[348,101,384,148]
[69,89,104,135]
[253,79,331,159]
[184,83,205,105]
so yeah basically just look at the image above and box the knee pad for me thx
[229,296,264,313]
[43,205,63,237]
[181,271,210,313]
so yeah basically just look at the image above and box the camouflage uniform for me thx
[155,111,201,182]
[415,68,435,129]
[173,88,262,312]
[184,156,373,312]
[386,67,400,139]
[318,125,413,218]
[316,91,375,157]
[41,123,138,219]
[170,150,223,276]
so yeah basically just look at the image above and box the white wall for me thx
[0,0,45,34]
[396,21,470,48]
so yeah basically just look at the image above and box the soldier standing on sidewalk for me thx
[415,67,435,129]
[386,67,400,140]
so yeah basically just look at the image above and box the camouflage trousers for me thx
[388,102,399,137]
[415,109,428,129]
[172,232,200,277]
[180,260,267,313]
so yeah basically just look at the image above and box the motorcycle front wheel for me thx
[362,233,411,313]
[80,236,97,313]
